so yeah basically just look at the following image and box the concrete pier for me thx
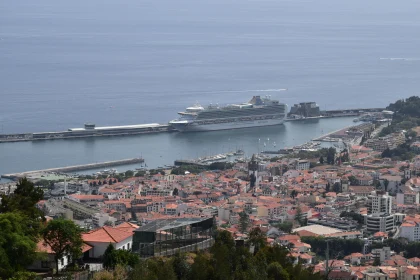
[1,158,145,180]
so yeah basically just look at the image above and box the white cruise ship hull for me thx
[171,118,285,132]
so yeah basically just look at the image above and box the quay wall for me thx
[0,125,172,143]
[1,158,145,180]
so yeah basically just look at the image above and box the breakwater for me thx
[1,158,145,180]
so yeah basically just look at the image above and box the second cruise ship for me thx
[169,96,287,132]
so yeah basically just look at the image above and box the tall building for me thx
[365,213,395,233]
[368,191,393,215]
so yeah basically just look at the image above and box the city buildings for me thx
[365,213,395,233]
[367,191,393,215]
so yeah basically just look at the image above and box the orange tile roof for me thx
[116,222,139,233]
[37,241,92,254]
[82,226,133,243]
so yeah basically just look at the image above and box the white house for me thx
[28,241,92,272]
[82,226,134,258]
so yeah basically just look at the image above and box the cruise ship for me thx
[169,96,287,132]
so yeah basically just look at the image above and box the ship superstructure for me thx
[169,96,287,132]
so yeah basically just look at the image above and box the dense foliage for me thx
[339,211,364,225]
[0,213,39,279]
[301,236,364,259]
[282,148,336,164]
[42,218,84,274]
[120,230,323,280]
[171,162,234,175]
[171,165,206,175]
[103,244,139,270]
[379,96,420,137]
[369,238,420,259]
[0,178,45,279]
[381,143,418,161]
[370,238,408,254]
[0,178,44,221]
[276,221,294,234]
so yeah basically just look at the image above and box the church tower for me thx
[248,154,259,189]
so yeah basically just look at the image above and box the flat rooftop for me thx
[292,224,342,236]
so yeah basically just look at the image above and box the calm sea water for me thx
[1,0,420,174]
[0,117,354,175]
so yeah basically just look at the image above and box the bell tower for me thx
[248,154,259,189]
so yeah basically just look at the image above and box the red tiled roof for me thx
[82,226,133,243]
[115,222,139,233]
[37,241,92,254]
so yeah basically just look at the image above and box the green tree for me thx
[373,257,381,266]
[333,182,341,193]
[290,190,298,199]
[267,262,290,280]
[173,187,179,196]
[172,252,190,280]
[0,178,44,221]
[0,213,38,279]
[277,221,293,234]
[103,244,139,270]
[129,259,157,280]
[157,260,177,280]
[383,179,390,192]
[325,182,330,193]
[125,170,134,178]
[294,206,304,226]
[211,230,236,280]
[189,253,211,280]
[326,147,336,165]
[249,227,267,254]
[239,211,249,233]
[42,218,84,274]
[382,148,392,158]
[348,176,358,186]
[319,156,324,164]
[135,171,146,177]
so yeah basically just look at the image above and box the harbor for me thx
[1,158,144,180]
[0,107,384,143]
[0,116,360,177]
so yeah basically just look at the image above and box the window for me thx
[128,243,130,250]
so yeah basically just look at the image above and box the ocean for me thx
[1,0,420,174]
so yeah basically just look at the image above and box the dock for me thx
[1,158,145,180]
[0,123,173,143]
